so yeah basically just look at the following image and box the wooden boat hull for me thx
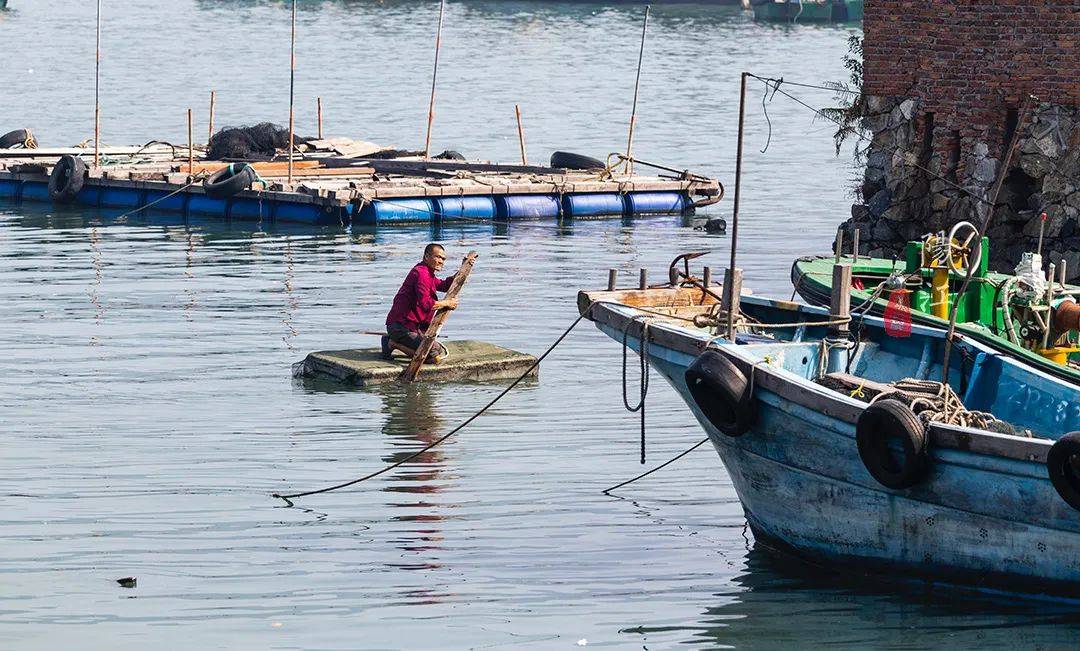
[587,294,1080,598]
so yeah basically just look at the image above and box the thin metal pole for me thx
[726,71,748,342]
[208,90,216,145]
[317,96,323,140]
[515,104,527,165]
[423,0,446,159]
[94,0,102,167]
[288,0,297,186]
[624,5,650,174]
[187,108,194,174]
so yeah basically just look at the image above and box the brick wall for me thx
[863,0,1079,172]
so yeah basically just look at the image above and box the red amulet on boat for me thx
[884,290,912,338]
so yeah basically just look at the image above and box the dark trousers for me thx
[386,322,447,359]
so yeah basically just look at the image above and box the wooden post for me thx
[624,5,650,174]
[607,269,618,291]
[639,268,648,290]
[514,104,527,165]
[287,0,297,186]
[835,227,844,264]
[723,268,743,341]
[187,108,194,176]
[853,228,860,263]
[830,263,852,337]
[317,96,323,140]
[94,0,102,168]
[702,266,711,288]
[208,90,216,145]
[1061,258,1068,286]
[401,251,479,383]
[423,0,447,159]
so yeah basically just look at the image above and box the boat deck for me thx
[0,139,721,226]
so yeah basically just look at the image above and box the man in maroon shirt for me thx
[382,243,458,362]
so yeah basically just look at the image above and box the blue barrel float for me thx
[562,193,625,217]
[625,191,690,214]
[434,196,497,221]
[356,198,436,225]
[495,195,561,220]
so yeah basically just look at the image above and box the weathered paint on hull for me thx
[601,324,1080,598]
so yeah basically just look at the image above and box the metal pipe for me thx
[515,104,527,166]
[1043,263,1056,351]
[287,0,297,186]
[1060,258,1068,287]
[1037,211,1047,256]
[623,5,650,175]
[726,71,748,343]
[94,0,102,168]
[208,90,216,146]
[423,0,446,159]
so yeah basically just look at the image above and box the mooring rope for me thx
[110,172,209,221]
[602,437,709,494]
[621,315,651,464]
[273,302,598,504]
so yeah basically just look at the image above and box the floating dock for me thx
[294,340,539,386]
[0,139,721,226]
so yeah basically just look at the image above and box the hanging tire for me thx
[0,128,31,149]
[856,399,928,489]
[1047,432,1080,511]
[550,151,605,171]
[434,150,465,160]
[203,163,255,200]
[684,349,755,437]
[48,155,87,203]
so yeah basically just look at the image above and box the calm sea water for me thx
[3,1,1080,649]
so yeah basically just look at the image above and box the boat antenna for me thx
[423,0,447,159]
[624,5,650,174]
[940,95,1035,385]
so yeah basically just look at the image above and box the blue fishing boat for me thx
[580,271,1080,599]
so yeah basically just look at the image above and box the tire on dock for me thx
[550,151,605,171]
[203,164,256,200]
[48,155,86,203]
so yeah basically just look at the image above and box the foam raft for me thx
[295,340,539,386]
[0,141,721,226]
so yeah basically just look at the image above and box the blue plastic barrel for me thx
[495,195,561,220]
[187,194,229,216]
[76,185,102,206]
[356,198,436,225]
[21,181,49,203]
[276,202,336,225]
[563,193,625,217]
[228,197,272,221]
[99,187,145,209]
[0,179,20,199]
[141,188,188,213]
[434,196,496,221]
[624,191,689,215]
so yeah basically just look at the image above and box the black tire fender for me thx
[434,150,465,160]
[550,151,606,171]
[203,163,255,200]
[48,155,87,203]
[1047,432,1080,511]
[856,399,928,489]
[0,129,31,149]
[684,349,755,437]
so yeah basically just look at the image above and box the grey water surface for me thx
[3,1,1079,649]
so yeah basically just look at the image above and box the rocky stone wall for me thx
[844,99,1080,278]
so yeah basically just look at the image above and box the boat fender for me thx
[1047,432,1080,511]
[684,349,755,437]
[550,151,606,171]
[855,399,928,489]
[0,128,35,149]
[203,163,256,200]
[47,155,87,203]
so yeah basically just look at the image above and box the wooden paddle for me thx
[400,251,479,383]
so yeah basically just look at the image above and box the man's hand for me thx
[434,297,459,311]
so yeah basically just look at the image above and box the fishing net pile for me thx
[208,123,306,161]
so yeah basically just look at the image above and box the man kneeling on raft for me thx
[382,243,459,363]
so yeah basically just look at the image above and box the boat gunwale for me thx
[579,288,1054,464]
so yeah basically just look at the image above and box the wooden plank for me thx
[401,251,479,383]
[181,161,321,174]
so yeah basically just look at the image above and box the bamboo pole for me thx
[208,90,216,145]
[317,96,323,140]
[514,104,527,165]
[401,251,479,383]
[624,5,650,174]
[94,0,102,167]
[187,108,194,175]
[287,0,297,186]
[423,0,446,159]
